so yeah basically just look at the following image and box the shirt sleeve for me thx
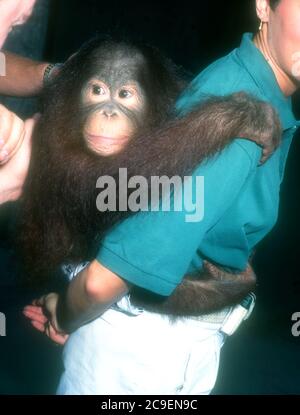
[96,139,261,296]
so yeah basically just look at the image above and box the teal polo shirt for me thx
[96,33,300,296]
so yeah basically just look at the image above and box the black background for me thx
[0,0,299,394]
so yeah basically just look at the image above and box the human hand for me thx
[0,104,28,165]
[0,111,37,203]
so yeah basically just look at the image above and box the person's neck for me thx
[253,28,297,97]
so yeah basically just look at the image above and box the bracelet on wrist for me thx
[43,63,63,86]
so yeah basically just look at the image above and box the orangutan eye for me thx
[92,85,105,95]
[119,89,132,99]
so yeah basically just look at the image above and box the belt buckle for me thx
[220,293,256,336]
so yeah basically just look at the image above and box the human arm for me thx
[24,260,130,337]
[56,260,130,332]
[0,51,49,96]
[0,51,49,167]
[0,51,64,165]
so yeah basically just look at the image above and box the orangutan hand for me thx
[23,293,69,346]
[203,260,256,284]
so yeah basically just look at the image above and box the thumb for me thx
[13,117,34,174]
[24,116,37,142]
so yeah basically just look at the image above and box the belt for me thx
[114,292,256,336]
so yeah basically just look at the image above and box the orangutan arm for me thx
[130,261,256,319]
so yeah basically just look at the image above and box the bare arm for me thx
[55,260,130,333]
[34,261,129,337]
[0,51,48,96]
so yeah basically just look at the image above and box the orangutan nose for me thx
[101,104,117,118]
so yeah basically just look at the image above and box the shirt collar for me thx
[236,33,300,131]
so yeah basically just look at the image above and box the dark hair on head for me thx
[269,0,281,9]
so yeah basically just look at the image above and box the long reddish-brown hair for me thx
[18,38,281,288]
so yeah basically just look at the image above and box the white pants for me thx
[57,294,229,395]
